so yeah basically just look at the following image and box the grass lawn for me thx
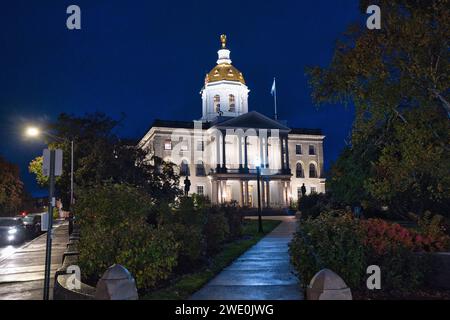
[143,219,281,300]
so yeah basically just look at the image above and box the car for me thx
[22,213,44,239]
[0,217,27,245]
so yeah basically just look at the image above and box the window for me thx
[309,163,317,178]
[310,187,317,194]
[197,185,204,196]
[214,95,221,113]
[164,139,172,150]
[180,160,190,176]
[229,94,236,112]
[309,145,316,155]
[197,140,204,151]
[296,144,302,155]
[296,163,304,178]
[196,161,206,176]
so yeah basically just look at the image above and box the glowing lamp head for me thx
[26,127,40,137]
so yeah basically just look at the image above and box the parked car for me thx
[0,217,27,245]
[22,213,43,239]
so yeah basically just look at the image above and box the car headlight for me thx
[8,228,17,235]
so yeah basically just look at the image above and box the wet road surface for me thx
[0,222,69,300]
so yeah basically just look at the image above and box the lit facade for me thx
[139,35,326,208]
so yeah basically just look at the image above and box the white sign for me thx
[41,212,49,231]
[43,149,63,176]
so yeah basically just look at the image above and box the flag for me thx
[271,78,276,96]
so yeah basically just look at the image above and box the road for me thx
[0,222,69,300]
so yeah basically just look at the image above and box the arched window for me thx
[180,160,190,176]
[229,94,236,112]
[309,163,317,178]
[196,160,206,177]
[296,163,304,178]
[214,95,221,113]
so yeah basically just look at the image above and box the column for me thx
[259,135,264,168]
[239,180,244,207]
[218,180,223,204]
[244,180,249,206]
[238,136,243,170]
[261,178,266,208]
[212,180,218,204]
[244,136,248,171]
[216,132,221,171]
[222,131,227,171]
[265,181,271,208]
[287,181,291,206]
[284,181,289,207]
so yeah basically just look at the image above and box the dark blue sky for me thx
[0,0,361,196]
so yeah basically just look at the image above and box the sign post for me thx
[42,148,63,300]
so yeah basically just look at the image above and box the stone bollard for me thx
[94,264,139,300]
[306,269,352,300]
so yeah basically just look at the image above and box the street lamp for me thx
[256,165,263,233]
[25,127,75,208]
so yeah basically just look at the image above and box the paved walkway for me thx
[0,222,69,300]
[191,216,302,300]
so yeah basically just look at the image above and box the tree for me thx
[28,112,181,208]
[307,0,450,216]
[0,156,24,216]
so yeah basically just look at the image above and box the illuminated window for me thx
[229,94,236,112]
[214,95,221,113]
[164,139,172,150]
[197,185,204,196]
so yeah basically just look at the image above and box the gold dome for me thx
[206,64,246,85]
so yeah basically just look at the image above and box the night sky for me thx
[0,1,362,196]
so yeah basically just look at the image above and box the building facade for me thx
[139,35,326,208]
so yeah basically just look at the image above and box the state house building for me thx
[139,35,325,208]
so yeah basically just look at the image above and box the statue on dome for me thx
[220,34,227,49]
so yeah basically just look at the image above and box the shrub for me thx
[204,206,230,255]
[290,211,440,293]
[220,201,243,240]
[75,183,179,290]
[159,197,206,269]
[290,211,366,288]
[361,219,428,291]
[298,193,333,219]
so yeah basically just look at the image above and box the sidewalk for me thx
[190,216,302,300]
[0,222,69,300]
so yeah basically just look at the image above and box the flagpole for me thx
[273,78,278,120]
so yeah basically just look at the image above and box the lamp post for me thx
[256,165,263,233]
